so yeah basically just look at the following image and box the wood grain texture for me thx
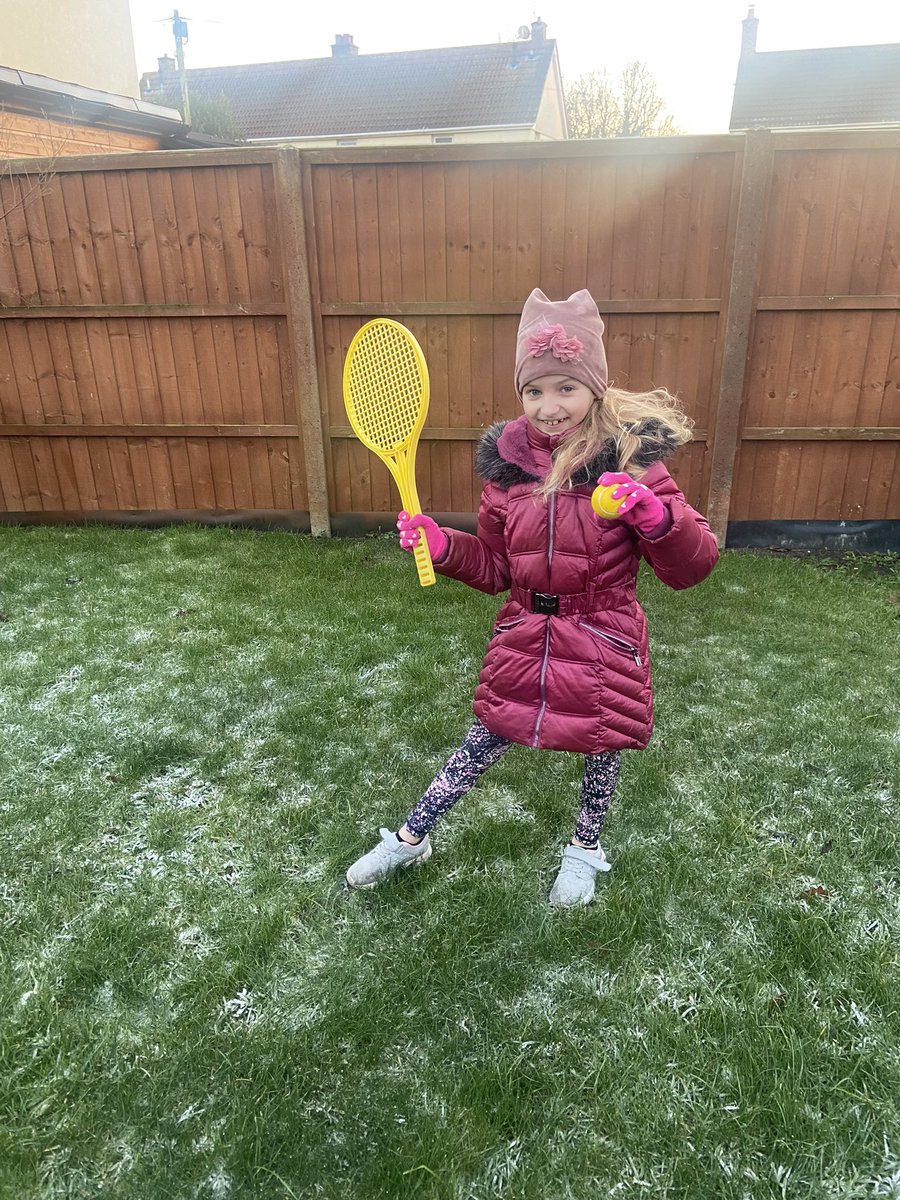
[1,134,897,526]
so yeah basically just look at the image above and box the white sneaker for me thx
[345,828,433,889]
[548,844,612,908]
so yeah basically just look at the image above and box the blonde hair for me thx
[537,386,693,498]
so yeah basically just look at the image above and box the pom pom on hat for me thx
[515,289,608,399]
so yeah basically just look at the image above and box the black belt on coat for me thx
[510,584,631,616]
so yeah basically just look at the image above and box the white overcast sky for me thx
[128,0,900,134]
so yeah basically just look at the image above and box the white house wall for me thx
[5,0,140,98]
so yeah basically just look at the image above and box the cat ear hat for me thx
[514,289,608,400]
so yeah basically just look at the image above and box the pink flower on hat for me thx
[525,324,584,363]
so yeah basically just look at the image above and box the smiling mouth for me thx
[540,417,568,426]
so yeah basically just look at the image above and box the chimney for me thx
[741,6,758,57]
[157,54,176,73]
[331,34,358,57]
[530,17,548,42]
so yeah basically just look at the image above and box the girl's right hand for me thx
[597,472,668,537]
[397,511,449,561]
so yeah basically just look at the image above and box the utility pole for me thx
[172,9,190,124]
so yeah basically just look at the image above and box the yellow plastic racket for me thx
[342,319,435,587]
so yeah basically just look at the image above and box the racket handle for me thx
[413,537,436,587]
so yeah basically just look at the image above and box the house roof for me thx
[730,42,900,130]
[140,38,559,140]
[0,63,185,135]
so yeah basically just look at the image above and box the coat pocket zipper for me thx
[492,616,526,635]
[578,620,643,667]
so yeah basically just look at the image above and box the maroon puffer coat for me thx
[434,415,719,754]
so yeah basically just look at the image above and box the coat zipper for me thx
[547,490,556,573]
[579,620,643,667]
[532,492,557,747]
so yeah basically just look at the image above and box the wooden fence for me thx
[1,130,898,543]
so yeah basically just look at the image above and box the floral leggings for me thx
[404,718,621,846]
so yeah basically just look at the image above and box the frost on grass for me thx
[131,764,220,811]
[641,969,705,1022]
[355,651,412,699]
[221,988,260,1027]
[177,925,214,958]
[477,787,536,825]
[496,962,615,1025]
[198,1163,231,1199]
[176,1100,208,1125]
[482,1137,523,1193]
[871,1175,900,1200]
[39,743,77,766]
[281,858,328,883]
[31,664,83,710]
[262,926,355,1031]
[68,762,252,905]
[105,1140,135,1183]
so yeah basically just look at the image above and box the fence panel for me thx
[735,136,900,521]
[0,150,312,521]
[0,313,301,512]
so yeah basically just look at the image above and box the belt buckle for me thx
[531,591,559,615]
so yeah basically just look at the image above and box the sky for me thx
[128,0,900,134]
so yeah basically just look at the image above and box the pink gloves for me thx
[598,472,671,538]
[397,511,449,561]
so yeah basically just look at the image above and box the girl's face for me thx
[520,374,596,435]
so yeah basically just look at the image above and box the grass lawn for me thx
[0,525,898,1200]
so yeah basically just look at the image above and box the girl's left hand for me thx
[598,472,669,537]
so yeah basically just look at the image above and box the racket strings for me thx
[346,325,424,451]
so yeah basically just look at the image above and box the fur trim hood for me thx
[474,415,681,490]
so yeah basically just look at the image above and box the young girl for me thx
[345,289,719,907]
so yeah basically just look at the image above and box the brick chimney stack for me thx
[331,34,358,57]
[530,17,548,42]
[741,6,758,58]
[157,55,176,73]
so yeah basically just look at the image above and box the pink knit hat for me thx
[514,289,608,399]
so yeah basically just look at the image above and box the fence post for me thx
[706,129,773,545]
[273,147,331,536]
